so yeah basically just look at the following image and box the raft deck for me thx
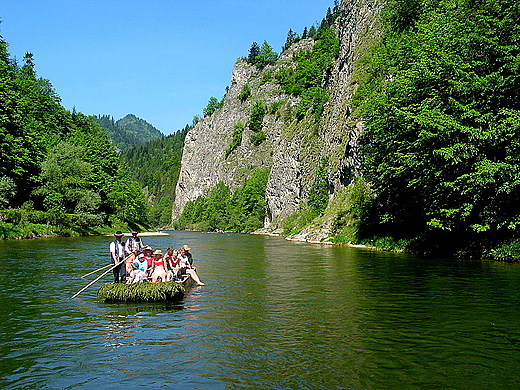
[97,276,194,302]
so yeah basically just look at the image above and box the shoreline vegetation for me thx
[0,216,158,240]
[2,220,518,262]
[0,222,168,240]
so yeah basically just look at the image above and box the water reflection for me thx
[1,232,520,389]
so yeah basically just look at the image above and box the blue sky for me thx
[1,0,334,135]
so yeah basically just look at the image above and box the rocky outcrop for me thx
[172,0,384,241]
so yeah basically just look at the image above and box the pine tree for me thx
[283,29,299,51]
[247,42,260,64]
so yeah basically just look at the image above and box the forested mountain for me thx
[94,114,163,151]
[171,0,520,259]
[0,39,149,238]
[120,126,189,226]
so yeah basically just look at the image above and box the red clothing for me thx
[165,254,180,268]
[154,258,165,267]
[144,255,154,268]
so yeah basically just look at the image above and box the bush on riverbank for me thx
[487,240,520,262]
[0,208,149,240]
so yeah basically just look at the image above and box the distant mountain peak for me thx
[94,114,163,151]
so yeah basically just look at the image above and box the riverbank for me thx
[252,227,379,250]
[0,219,165,240]
[102,231,170,237]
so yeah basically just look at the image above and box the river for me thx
[1,230,519,389]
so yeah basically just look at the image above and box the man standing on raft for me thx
[109,231,126,283]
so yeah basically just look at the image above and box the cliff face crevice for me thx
[172,0,384,240]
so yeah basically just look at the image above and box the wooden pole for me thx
[71,254,132,298]
[80,263,112,278]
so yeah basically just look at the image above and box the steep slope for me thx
[94,114,163,151]
[172,0,383,241]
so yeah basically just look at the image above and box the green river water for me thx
[1,230,519,389]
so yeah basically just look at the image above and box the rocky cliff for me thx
[172,0,384,241]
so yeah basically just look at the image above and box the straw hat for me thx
[182,245,191,251]
[153,249,162,255]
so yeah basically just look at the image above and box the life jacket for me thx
[112,239,126,261]
[126,236,142,252]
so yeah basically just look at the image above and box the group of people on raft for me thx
[109,230,204,286]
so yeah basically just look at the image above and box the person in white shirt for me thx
[109,231,126,283]
[177,246,204,286]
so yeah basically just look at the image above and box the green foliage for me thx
[225,122,245,158]
[0,35,150,237]
[383,0,423,32]
[0,49,71,206]
[176,169,270,233]
[121,128,188,227]
[192,115,201,126]
[488,239,520,261]
[295,87,329,120]
[0,176,15,209]
[284,29,300,51]
[238,84,251,102]
[249,101,266,132]
[308,25,317,39]
[35,142,95,213]
[330,177,374,243]
[250,131,267,146]
[247,42,260,64]
[274,26,339,121]
[97,281,185,302]
[107,164,149,225]
[308,157,330,215]
[356,0,520,256]
[260,71,273,85]
[269,101,284,115]
[360,236,412,253]
[247,41,278,68]
[229,169,270,232]
[0,220,55,240]
[94,114,163,151]
[282,209,317,236]
[247,101,267,146]
[203,96,223,117]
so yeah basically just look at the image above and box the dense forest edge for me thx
[352,0,520,260]
[0,34,153,238]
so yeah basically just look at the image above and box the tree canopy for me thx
[356,0,520,257]
[176,169,270,233]
[0,33,149,234]
[246,41,278,68]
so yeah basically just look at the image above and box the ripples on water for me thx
[1,232,520,389]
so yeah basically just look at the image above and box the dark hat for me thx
[114,231,124,237]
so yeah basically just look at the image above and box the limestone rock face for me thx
[172,0,383,240]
